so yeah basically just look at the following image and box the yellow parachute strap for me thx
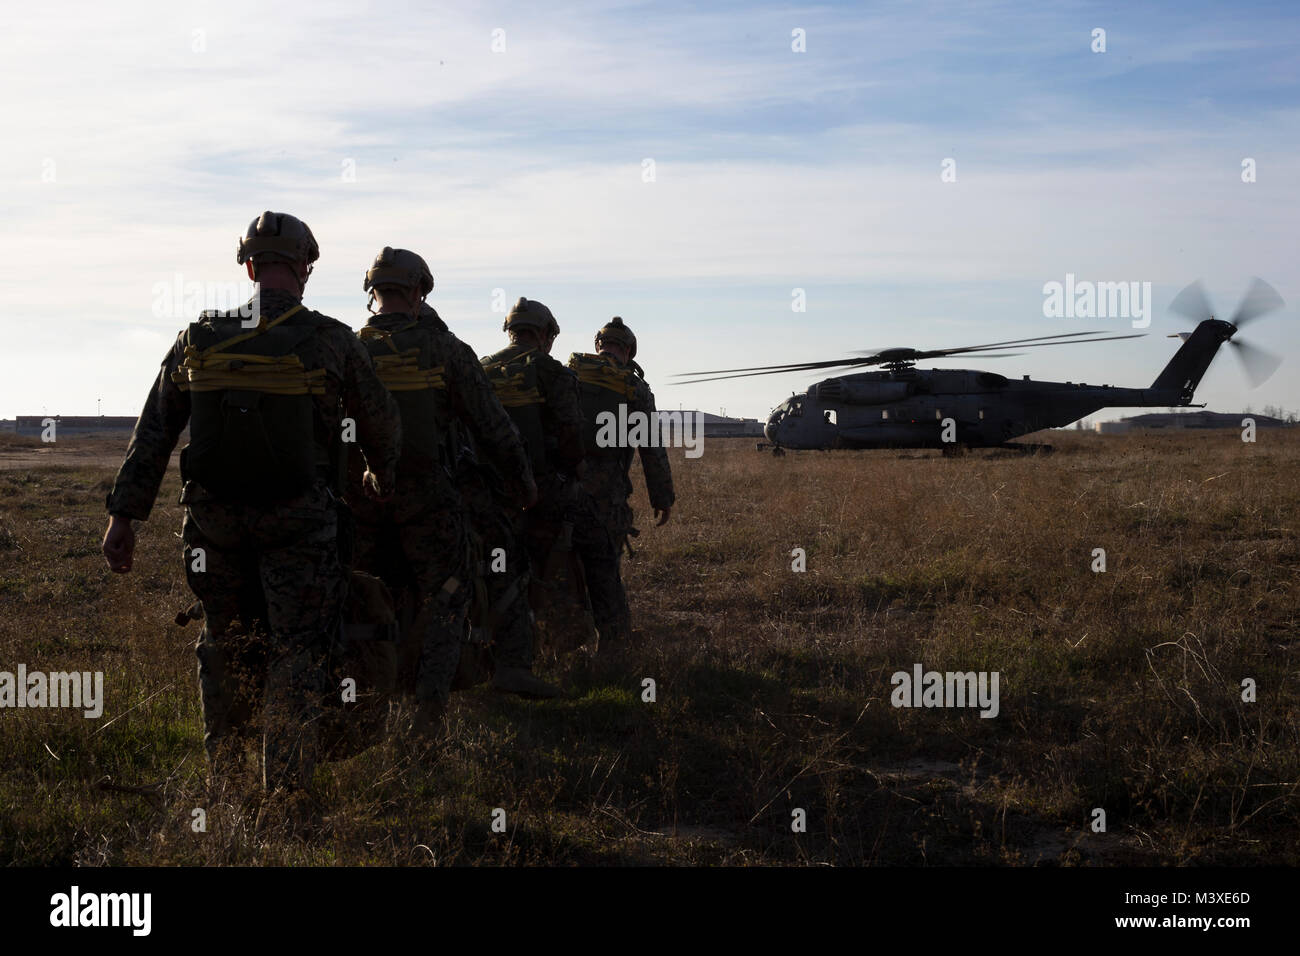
[359,318,420,356]
[481,346,537,373]
[171,304,325,395]
[371,353,447,391]
[494,376,545,407]
[359,323,446,390]
[570,353,639,400]
[198,303,306,357]
[173,354,327,395]
[483,348,544,407]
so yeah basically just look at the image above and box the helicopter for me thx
[674,279,1285,455]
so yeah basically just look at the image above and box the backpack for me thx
[481,348,549,473]
[172,304,329,502]
[567,352,640,460]
[358,317,449,471]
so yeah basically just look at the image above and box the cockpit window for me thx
[790,400,804,417]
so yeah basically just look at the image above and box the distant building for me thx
[674,410,765,437]
[1095,411,1288,434]
[15,415,138,438]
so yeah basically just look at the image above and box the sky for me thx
[1,0,1297,422]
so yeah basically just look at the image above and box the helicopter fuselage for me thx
[764,367,1177,449]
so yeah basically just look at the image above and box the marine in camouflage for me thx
[351,298,534,708]
[568,318,676,646]
[481,305,604,652]
[107,279,401,792]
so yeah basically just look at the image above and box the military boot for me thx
[492,666,562,699]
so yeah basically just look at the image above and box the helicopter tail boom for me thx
[1148,318,1236,403]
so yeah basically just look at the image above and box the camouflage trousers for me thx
[462,483,535,670]
[523,482,623,651]
[579,464,635,644]
[181,482,344,793]
[351,491,469,706]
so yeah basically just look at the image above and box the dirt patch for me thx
[0,436,176,471]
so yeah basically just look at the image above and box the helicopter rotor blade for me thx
[1229,338,1283,388]
[1169,280,1216,323]
[849,330,1119,357]
[914,332,1146,360]
[918,329,1125,353]
[668,361,872,385]
[1229,277,1285,328]
[671,356,875,380]
[674,332,1146,385]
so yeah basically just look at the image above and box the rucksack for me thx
[173,304,329,502]
[358,317,449,471]
[567,352,640,460]
[481,348,549,473]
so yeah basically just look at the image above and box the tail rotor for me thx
[1169,278,1285,387]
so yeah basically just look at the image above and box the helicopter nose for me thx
[764,416,780,443]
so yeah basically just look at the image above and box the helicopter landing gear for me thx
[772,445,786,457]
[940,444,969,458]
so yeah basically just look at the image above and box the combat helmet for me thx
[363,247,434,307]
[236,211,319,269]
[596,316,636,360]
[504,297,560,338]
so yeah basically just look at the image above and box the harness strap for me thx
[359,317,420,355]
[572,354,639,399]
[484,348,545,406]
[171,304,325,395]
[199,303,305,357]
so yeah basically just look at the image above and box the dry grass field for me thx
[1,428,1297,865]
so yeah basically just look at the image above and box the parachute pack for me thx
[172,304,329,502]
[358,318,449,470]
[482,348,549,471]
[567,352,640,459]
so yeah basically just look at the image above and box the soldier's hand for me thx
[362,469,393,502]
[654,506,672,527]
[102,515,136,573]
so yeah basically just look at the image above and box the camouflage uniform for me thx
[107,287,400,791]
[481,340,609,651]
[569,348,675,644]
[449,440,537,672]
[350,302,533,705]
